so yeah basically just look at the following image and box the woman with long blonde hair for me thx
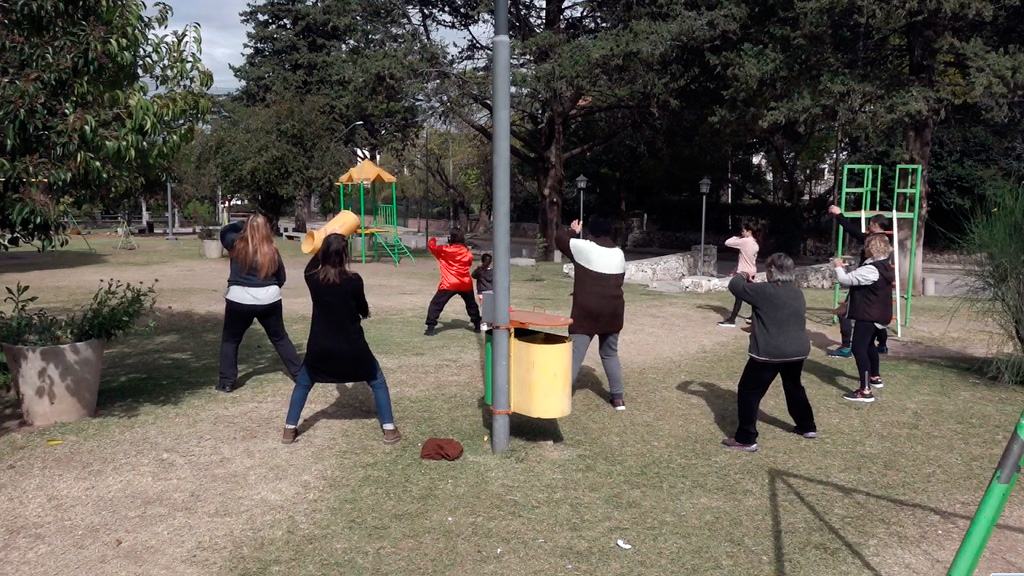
[217,214,302,393]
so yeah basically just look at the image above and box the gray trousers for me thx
[570,333,624,399]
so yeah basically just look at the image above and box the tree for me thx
[413,1,708,257]
[231,0,434,230]
[0,0,213,249]
[720,0,1024,291]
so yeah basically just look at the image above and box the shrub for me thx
[961,182,1024,384]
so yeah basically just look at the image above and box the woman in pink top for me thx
[718,221,759,327]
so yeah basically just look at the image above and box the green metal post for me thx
[359,182,366,263]
[948,409,1024,576]
[898,165,922,327]
[485,330,493,405]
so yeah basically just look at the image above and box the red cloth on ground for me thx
[428,238,474,292]
[420,438,464,461]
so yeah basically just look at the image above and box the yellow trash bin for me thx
[510,328,572,419]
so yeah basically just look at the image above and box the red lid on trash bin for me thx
[509,307,572,329]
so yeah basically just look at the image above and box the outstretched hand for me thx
[570,219,583,234]
[828,205,842,216]
[833,258,846,268]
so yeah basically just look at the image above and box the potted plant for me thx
[0,280,157,427]
[198,220,223,259]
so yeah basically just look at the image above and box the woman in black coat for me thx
[282,234,401,445]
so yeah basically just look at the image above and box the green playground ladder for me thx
[832,165,922,333]
[340,179,415,266]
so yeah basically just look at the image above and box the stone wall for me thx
[562,250,718,285]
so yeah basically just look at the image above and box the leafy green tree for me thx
[230,0,434,229]
[0,0,213,249]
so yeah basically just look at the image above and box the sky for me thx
[167,0,251,93]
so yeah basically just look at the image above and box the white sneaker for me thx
[480,322,489,331]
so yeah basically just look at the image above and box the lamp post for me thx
[575,174,588,236]
[699,176,711,275]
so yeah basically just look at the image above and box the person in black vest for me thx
[282,234,401,445]
[826,206,891,358]
[555,217,628,411]
[835,235,895,403]
[722,253,817,452]
[218,214,302,393]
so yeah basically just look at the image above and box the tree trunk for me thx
[536,161,564,260]
[902,118,933,296]
[294,190,311,233]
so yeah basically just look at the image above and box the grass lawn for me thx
[1,236,1023,576]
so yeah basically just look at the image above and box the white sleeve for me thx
[835,264,880,287]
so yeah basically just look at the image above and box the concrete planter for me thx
[2,339,104,427]
[201,239,224,259]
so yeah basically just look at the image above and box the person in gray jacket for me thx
[722,253,817,452]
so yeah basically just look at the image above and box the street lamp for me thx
[575,174,588,236]
[699,176,711,275]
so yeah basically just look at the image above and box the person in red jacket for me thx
[424,228,481,335]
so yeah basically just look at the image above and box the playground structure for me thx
[832,164,922,337]
[336,159,415,266]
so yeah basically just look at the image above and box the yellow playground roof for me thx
[336,159,397,185]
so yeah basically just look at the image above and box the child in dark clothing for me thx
[472,253,494,330]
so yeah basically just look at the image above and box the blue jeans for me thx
[286,363,395,427]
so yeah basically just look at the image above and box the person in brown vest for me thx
[834,235,895,403]
[555,217,628,410]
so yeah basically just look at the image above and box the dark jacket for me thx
[472,266,493,293]
[847,261,895,325]
[220,222,286,288]
[836,215,889,266]
[728,275,811,362]
[555,229,626,336]
[301,255,377,383]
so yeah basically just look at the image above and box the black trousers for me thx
[219,299,302,389]
[840,314,888,349]
[735,358,816,445]
[851,320,882,390]
[727,297,745,322]
[425,290,481,328]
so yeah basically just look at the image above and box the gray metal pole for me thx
[217,185,223,226]
[700,195,706,275]
[166,180,174,240]
[579,188,584,236]
[490,0,512,454]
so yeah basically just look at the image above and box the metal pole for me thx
[699,195,707,275]
[165,180,175,240]
[216,185,223,225]
[948,409,1024,575]
[490,0,512,454]
[579,188,584,237]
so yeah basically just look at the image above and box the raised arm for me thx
[220,221,244,251]
[555,229,575,261]
[427,237,442,258]
[834,261,880,287]
[728,274,768,309]
[304,253,322,277]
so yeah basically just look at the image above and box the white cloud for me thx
[166,0,250,92]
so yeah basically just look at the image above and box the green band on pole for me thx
[947,410,1024,576]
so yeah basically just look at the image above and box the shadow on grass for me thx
[0,249,108,274]
[802,359,858,393]
[97,308,296,419]
[696,303,733,319]
[807,329,839,353]
[572,365,610,403]
[297,383,379,435]
[477,397,564,443]
[676,380,792,437]
[767,468,1024,576]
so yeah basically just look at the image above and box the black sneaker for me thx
[424,326,436,336]
[473,323,481,333]
[877,345,888,354]
[717,320,736,328]
[611,398,626,411]
[216,383,234,393]
[843,389,875,403]
[722,437,759,452]
[869,376,884,389]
